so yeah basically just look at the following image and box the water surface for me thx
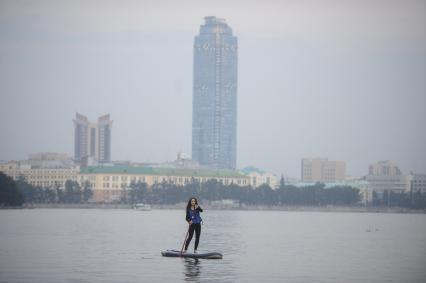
[0,209,425,282]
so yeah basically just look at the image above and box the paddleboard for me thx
[161,250,223,259]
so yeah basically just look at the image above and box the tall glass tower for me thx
[192,16,238,169]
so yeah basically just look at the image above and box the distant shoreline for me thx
[1,203,425,214]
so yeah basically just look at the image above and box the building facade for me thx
[248,171,278,189]
[74,113,89,160]
[410,174,426,193]
[301,158,346,182]
[79,166,250,202]
[240,167,279,189]
[0,155,78,188]
[192,16,238,169]
[73,113,112,163]
[366,161,411,194]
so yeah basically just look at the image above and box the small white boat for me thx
[133,203,151,211]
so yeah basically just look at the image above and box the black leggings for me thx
[185,223,201,251]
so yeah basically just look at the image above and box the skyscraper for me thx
[192,16,238,169]
[73,113,112,163]
[97,114,112,162]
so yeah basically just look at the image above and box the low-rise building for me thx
[366,161,411,194]
[17,166,78,188]
[78,166,251,202]
[411,174,426,193]
[240,167,278,189]
[0,153,79,188]
[0,161,20,180]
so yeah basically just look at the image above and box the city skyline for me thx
[0,1,425,178]
[1,3,426,282]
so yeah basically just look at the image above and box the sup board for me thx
[161,250,223,259]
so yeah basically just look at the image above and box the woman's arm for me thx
[197,206,203,213]
[185,210,191,222]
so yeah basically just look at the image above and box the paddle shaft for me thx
[180,224,190,253]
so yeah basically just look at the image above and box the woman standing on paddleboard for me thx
[184,197,203,253]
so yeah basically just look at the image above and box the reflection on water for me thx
[183,258,201,282]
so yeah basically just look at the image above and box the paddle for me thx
[180,223,191,254]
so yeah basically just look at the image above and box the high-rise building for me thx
[301,158,346,182]
[74,113,89,160]
[97,114,112,162]
[192,16,238,169]
[73,113,112,162]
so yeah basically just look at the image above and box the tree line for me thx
[122,177,426,208]
[371,190,426,209]
[122,178,361,207]
[0,172,92,205]
[2,172,426,209]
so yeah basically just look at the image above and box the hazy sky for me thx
[0,0,425,178]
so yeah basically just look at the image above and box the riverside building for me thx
[366,160,412,194]
[0,153,78,188]
[78,166,250,202]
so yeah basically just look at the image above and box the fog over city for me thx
[1,0,425,178]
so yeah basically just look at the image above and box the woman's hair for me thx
[186,197,198,211]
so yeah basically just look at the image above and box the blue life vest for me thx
[188,208,202,224]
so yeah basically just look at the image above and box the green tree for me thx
[0,172,24,206]
[16,175,36,203]
[129,181,147,204]
[64,180,81,203]
[45,187,57,203]
[82,181,93,203]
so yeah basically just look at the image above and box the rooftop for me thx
[204,16,226,25]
